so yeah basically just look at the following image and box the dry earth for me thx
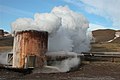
[91,43,120,52]
[0,43,120,80]
[0,62,120,80]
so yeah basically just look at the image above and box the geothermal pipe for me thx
[46,52,120,61]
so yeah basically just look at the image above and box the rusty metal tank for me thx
[12,30,48,69]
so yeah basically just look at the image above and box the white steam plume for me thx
[58,57,80,72]
[46,51,80,72]
[11,6,90,72]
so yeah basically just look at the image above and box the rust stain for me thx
[13,30,48,68]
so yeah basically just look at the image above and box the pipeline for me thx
[46,52,120,61]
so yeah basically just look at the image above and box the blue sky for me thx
[0,0,119,32]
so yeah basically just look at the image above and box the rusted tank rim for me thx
[14,30,48,36]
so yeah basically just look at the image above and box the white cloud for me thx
[64,0,120,29]
[80,0,120,27]
[88,23,118,31]
[88,23,107,31]
[64,0,84,8]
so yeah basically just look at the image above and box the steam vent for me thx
[12,30,48,68]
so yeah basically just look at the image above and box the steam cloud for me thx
[11,6,90,72]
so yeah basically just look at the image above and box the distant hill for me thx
[0,29,12,37]
[0,29,120,47]
[111,37,120,43]
[0,29,13,46]
[0,37,13,46]
[92,29,120,43]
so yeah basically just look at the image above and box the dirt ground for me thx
[0,43,120,80]
[0,62,120,80]
[91,43,120,52]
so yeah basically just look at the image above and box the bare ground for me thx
[0,62,120,80]
[91,43,120,52]
[0,43,120,80]
[23,62,120,80]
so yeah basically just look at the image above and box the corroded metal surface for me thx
[13,30,48,68]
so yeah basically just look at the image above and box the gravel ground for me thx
[0,62,120,80]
